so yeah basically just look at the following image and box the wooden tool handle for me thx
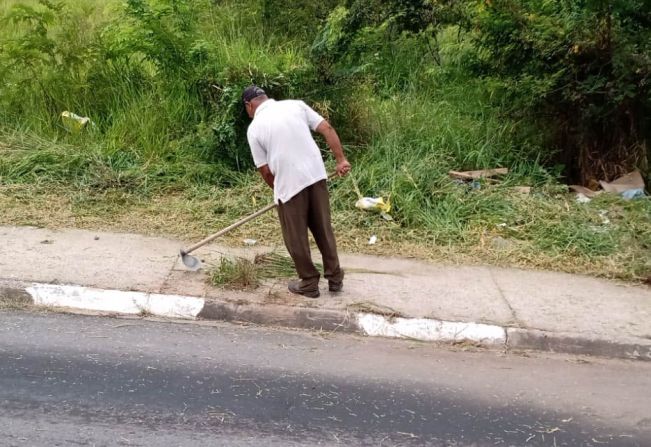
[181,172,340,255]
[182,202,276,255]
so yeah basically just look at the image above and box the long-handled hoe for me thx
[180,172,338,271]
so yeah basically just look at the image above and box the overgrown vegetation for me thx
[470,0,651,185]
[0,0,649,282]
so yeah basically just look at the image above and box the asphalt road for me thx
[1,311,650,446]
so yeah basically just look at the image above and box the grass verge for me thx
[0,1,648,284]
[1,180,649,283]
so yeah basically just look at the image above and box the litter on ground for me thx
[351,174,393,220]
[571,171,647,202]
[448,167,508,181]
[61,111,92,133]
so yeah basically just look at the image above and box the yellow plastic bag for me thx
[351,174,393,220]
[355,197,391,214]
[61,111,91,133]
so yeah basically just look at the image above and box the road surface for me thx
[1,311,650,446]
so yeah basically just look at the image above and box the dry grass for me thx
[1,184,649,282]
[210,251,317,289]
[0,289,32,310]
[211,256,261,290]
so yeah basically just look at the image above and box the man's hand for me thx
[336,159,351,177]
[258,165,275,189]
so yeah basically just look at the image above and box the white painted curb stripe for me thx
[23,283,505,345]
[26,284,205,320]
[357,313,506,345]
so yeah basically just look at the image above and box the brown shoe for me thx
[288,280,320,298]
[328,280,343,292]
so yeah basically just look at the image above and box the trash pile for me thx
[570,171,647,203]
[447,166,647,203]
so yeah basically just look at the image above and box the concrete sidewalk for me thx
[1,226,650,360]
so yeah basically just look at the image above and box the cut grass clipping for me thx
[0,289,32,310]
[210,252,321,290]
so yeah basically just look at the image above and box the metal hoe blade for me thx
[180,250,202,271]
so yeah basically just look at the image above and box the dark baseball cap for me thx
[242,85,266,103]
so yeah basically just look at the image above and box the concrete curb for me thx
[507,328,651,361]
[2,280,650,361]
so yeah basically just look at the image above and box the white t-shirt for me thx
[247,99,327,204]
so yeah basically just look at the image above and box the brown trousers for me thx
[277,180,343,289]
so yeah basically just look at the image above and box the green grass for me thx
[0,0,649,283]
[211,257,261,290]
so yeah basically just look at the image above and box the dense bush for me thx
[314,0,650,184]
[0,0,322,181]
[471,0,651,185]
[262,0,340,41]
[1,0,648,190]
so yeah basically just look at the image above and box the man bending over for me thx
[243,85,351,298]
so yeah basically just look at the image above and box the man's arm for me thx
[258,164,275,189]
[315,120,351,176]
